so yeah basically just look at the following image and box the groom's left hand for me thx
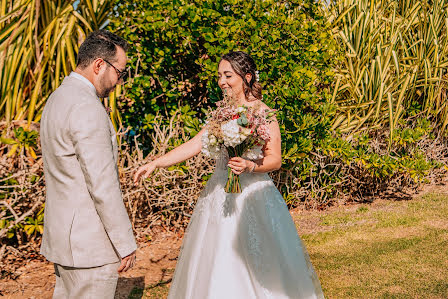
[118,251,136,273]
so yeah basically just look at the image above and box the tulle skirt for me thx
[167,168,324,299]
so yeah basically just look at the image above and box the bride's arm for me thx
[133,128,206,184]
[227,118,282,175]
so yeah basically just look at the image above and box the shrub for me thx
[110,0,341,202]
[110,0,448,206]
[329,0,448,135]
[110,0,337,156]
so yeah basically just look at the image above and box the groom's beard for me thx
[97,75,116,98]
[98,86,116,98]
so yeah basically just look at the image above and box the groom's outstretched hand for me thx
[118,251,136,273]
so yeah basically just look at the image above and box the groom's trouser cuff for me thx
[52,261,120,299]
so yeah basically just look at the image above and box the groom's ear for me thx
[92,58,105,75]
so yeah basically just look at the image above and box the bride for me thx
[134,51,324,299]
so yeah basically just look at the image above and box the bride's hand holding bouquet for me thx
[201,90,276,193]
[227,157,256,176]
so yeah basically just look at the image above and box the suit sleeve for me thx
[69,102,137,258]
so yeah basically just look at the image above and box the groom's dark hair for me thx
[77,30,129,69]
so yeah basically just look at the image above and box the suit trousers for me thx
[52,262,120,299]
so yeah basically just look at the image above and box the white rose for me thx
[221,119,244,147]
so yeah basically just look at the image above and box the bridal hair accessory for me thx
[255,70,259,82]
[201,90,276,193]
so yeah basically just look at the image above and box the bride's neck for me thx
[233,92,250,105]
[235,95,258,107]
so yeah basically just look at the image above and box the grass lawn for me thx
[135,192,448,298]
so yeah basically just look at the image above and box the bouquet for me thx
[201,91,276,193]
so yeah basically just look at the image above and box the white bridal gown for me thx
[168,152,325,299]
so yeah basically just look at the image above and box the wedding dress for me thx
[168,151,325,299]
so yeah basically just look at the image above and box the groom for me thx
[40,30,137,298]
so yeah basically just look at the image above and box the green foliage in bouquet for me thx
[109,0,338,158]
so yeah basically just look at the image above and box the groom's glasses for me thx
[103,59,129,80]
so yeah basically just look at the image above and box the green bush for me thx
[109,0,448,207]
[110,0,338,158]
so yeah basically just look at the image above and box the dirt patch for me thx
[0,232,182,299]
[0,259,54,298]
[423,219,448,230]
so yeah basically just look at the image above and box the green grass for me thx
[129,281,170,299]
[303,193,448,298]
[134,192,448,298]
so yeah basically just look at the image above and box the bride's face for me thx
[218,59,245,99]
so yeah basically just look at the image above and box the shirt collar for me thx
[69,72,97,95]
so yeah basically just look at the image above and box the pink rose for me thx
[257,125,270,141]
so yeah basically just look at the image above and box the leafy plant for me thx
[0,0,121,128]
[329,0,448,137]
[0,127,38,159]
[24,206,44,237]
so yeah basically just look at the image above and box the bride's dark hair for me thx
[220,51,262,101]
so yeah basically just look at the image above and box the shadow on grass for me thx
[128,267,174,299]
[128,279,171,299]
[115,276,145,299]
[313,228,448,268]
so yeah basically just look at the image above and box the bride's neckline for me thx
[236,96,263,108]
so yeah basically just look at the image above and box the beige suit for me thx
[40,73,137,298]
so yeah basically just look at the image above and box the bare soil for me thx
[0,232,182,299]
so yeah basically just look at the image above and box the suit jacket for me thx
[40,74,137,267]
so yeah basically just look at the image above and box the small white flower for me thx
[201,130,222,159]
[236,106,246,113]
[209,134,217,145]
[221,119,246,147]
[240,127,252,137]
[242,145,264,160]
